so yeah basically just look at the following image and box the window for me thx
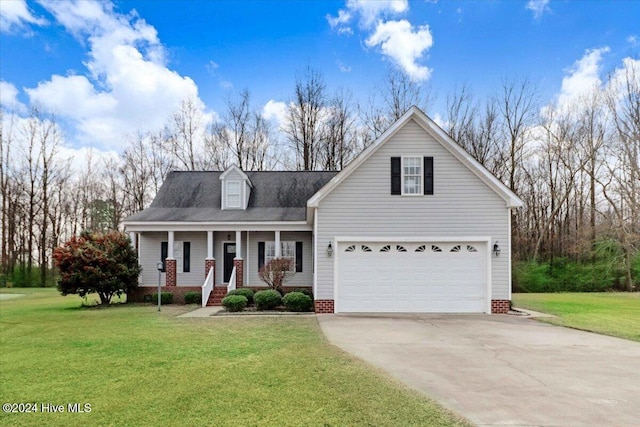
[225,180,242,208]
[183,242,190,272]
[402,157,422,195]
[391,157,434,196]
[160,242,168,272]
[259,241,302,272]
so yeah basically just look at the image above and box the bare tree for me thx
[601,60,640,290]
[284,67,327,170]
[321,88,357,170]
[167,99,204,170]
[361,68,435,143]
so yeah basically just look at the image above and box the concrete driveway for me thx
[317,314,640,427]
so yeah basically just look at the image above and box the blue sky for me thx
[1,0,639,155]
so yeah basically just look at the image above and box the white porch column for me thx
[275,230,281,258]
[168,231,175,259]
[235,231,242,259]
[129,231,137,249]
[207,231,214,259]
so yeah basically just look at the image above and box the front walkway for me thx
[177,306,224,317]
[317,313,640,427]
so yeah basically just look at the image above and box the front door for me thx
[223,243,236,283]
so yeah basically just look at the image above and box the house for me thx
[123,107,523,313]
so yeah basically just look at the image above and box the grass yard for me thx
[512,292,640,342]
[0,289,469,427]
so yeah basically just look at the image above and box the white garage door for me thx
[336,241,487,313]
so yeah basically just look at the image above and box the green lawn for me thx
[512,292,640,342]
[0,289,469,427]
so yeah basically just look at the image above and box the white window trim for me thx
[401,156,423,196]
[225,180,242,209]
[265,241,296,270]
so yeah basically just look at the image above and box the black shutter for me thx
[183,242,190,272]
[160,241,168,272]
[391,157,401,195]
[295,241,303,272]
[258,242,265,270]
[424,156,434,195]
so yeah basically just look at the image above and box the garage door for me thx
[336,241,487,313]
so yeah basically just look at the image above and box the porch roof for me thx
[123,170,337,223]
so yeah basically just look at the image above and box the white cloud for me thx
[627,35,639,47]
[555,47,609,110]
[337,60,352,73]
[326,9,351,29]
[0,0,47,33]
[327,0,408,31]
[329,1,432,81]
[23,0,207,150]
[262,100,288,128]
[605,56,640,104]
[366,20,433,82]
[526,0,550,19]
[0,81,27,112]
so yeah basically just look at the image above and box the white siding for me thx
[316,119,510,300]
[139,231,207,286]
[210,231,312,287]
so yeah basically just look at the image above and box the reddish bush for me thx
[53,231,141,305]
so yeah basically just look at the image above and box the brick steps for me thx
[207,288,227,306]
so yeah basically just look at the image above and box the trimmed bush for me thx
[184,291,200,304]
[226,288,255,305]
[222,295,247,312]
[283,291,313,312]
[292,288,313,301]
[151,292,174,305]
[254,289,282,311]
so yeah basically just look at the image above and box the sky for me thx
[1,0,639,159]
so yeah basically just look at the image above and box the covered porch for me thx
[125,223,314,305]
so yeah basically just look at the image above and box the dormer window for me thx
[226,180,242,208]
[220,165,252,210]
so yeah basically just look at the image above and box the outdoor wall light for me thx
[327,242,333,257]
[493,242,501,257]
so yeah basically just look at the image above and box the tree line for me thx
[1,64,638,290]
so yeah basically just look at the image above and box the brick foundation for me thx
[128,286,201,304]
[491,299,511,314]
[205,258,216,282]
[314,299,335,314]
[165,259,177,286]
[233,258,244,288]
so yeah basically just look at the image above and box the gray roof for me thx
[124,170,338,222]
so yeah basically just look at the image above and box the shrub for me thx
[53,231,141,305]
[292,288,313,301]
[283,291,313,312]
[254,289,282,310]
[226,288,255,305]
[151,292,174,305]
[258,258,295,293]
[184,291,200,304]
[222,295,247,312]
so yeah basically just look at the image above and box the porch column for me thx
[234,230,243,288]
[129,231,137,250]
[166,231,176,287]
[205,231,216,284]
[274,230,281,258]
